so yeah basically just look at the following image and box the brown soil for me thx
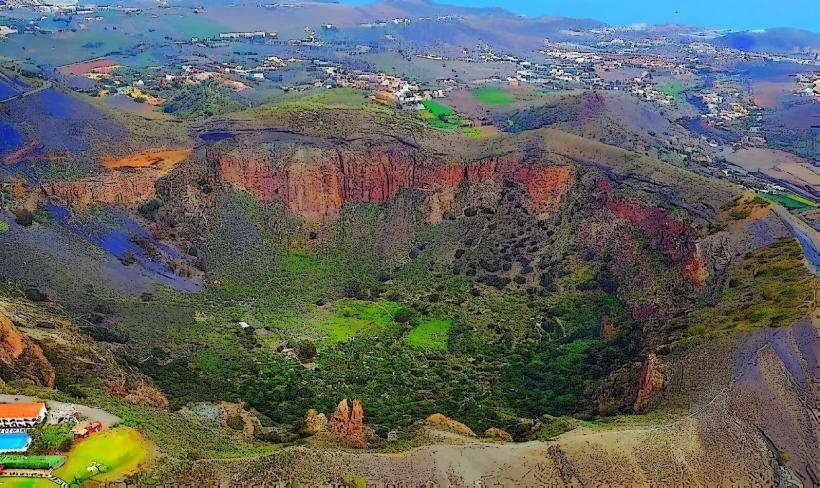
[101,148,192,172]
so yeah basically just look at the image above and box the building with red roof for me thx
[0,402,47,429]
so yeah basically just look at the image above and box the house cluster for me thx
[0,401,106,454]
[319,67,445,107]
[287,26,325,47]
[697,80,761,123]
[794,72,820,99]
[218,31,278,40]
[626,72,677,105]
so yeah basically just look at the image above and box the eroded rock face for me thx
[484,427,513,442]
[424,413,476,437]
[212,147,575,218]
[299,408,328,436]
[0,312,55,387]
[329,399,366,448]
[634,353,667,411]
[42,169,161,206]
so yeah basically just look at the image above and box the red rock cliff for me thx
[329,398,366,448]
[212,148,574,218]
[0,312,56,387]
[42,170,161,207]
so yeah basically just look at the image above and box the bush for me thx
[226,414,244,431]
[14,208,32,227]
[30,424,73,453]
[0,221,8,233]
[296,340,317,362]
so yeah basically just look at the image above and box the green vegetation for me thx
[405,318,452,351]
[226,414,244,431]
[306,299,407,345]
[723,192,770,219]
[419,100,473,131]
[655,82,689,103]
[760,192,818,210]
[0,221,8,233]
[54,427,147,484]
[472,86,514,105]
[30,424,73,453]
[689,238,816,336]
[0,454,66,469]
[242,88,371,116]
[162,80,245,118]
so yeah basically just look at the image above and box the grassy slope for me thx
[689,237,817,337]
[53,427,147,484]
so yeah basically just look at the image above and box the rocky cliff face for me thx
[0,311,55,387]
[42,169,161,207]
[212,147,575,218]
[633,353,667,411]
[329,399,366,448]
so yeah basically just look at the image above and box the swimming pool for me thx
[0,432,31,453]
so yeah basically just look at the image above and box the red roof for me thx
[0,402,45,419]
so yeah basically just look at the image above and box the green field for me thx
[53,427,148,484]
[472,87,514,105]
[421,100,454,117]
[0,454,65,469]
[419,100,472,131]
[307,299,407,345]
[760,192,818,210]
[656,82,688,102]
[405,318,452,351]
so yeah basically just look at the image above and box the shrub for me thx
[226,414,244,431]
[30,424,73,453]
[296,340,317,362]
[14,208,32,227]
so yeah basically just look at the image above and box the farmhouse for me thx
[71,421,102,440]
[0,402,47,429]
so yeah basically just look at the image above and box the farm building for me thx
[0,402,47,429]
[71,421,102,440]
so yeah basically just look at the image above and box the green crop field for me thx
[420,100,472,131]
[472,87,514,105]
[421,100,454,117]
[0,454,65,469]
[405,318,452,351]
[760,192,818,210]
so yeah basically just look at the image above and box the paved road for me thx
[771,204,820,276]
[0,80,52,103]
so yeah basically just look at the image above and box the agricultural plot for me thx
[472,87,515,105]
[0,454,65,470]
[419,100,475,134]
[760,192,818,210]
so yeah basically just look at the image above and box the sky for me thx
[343,0,820,33]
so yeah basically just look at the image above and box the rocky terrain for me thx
[0,7,817,482]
